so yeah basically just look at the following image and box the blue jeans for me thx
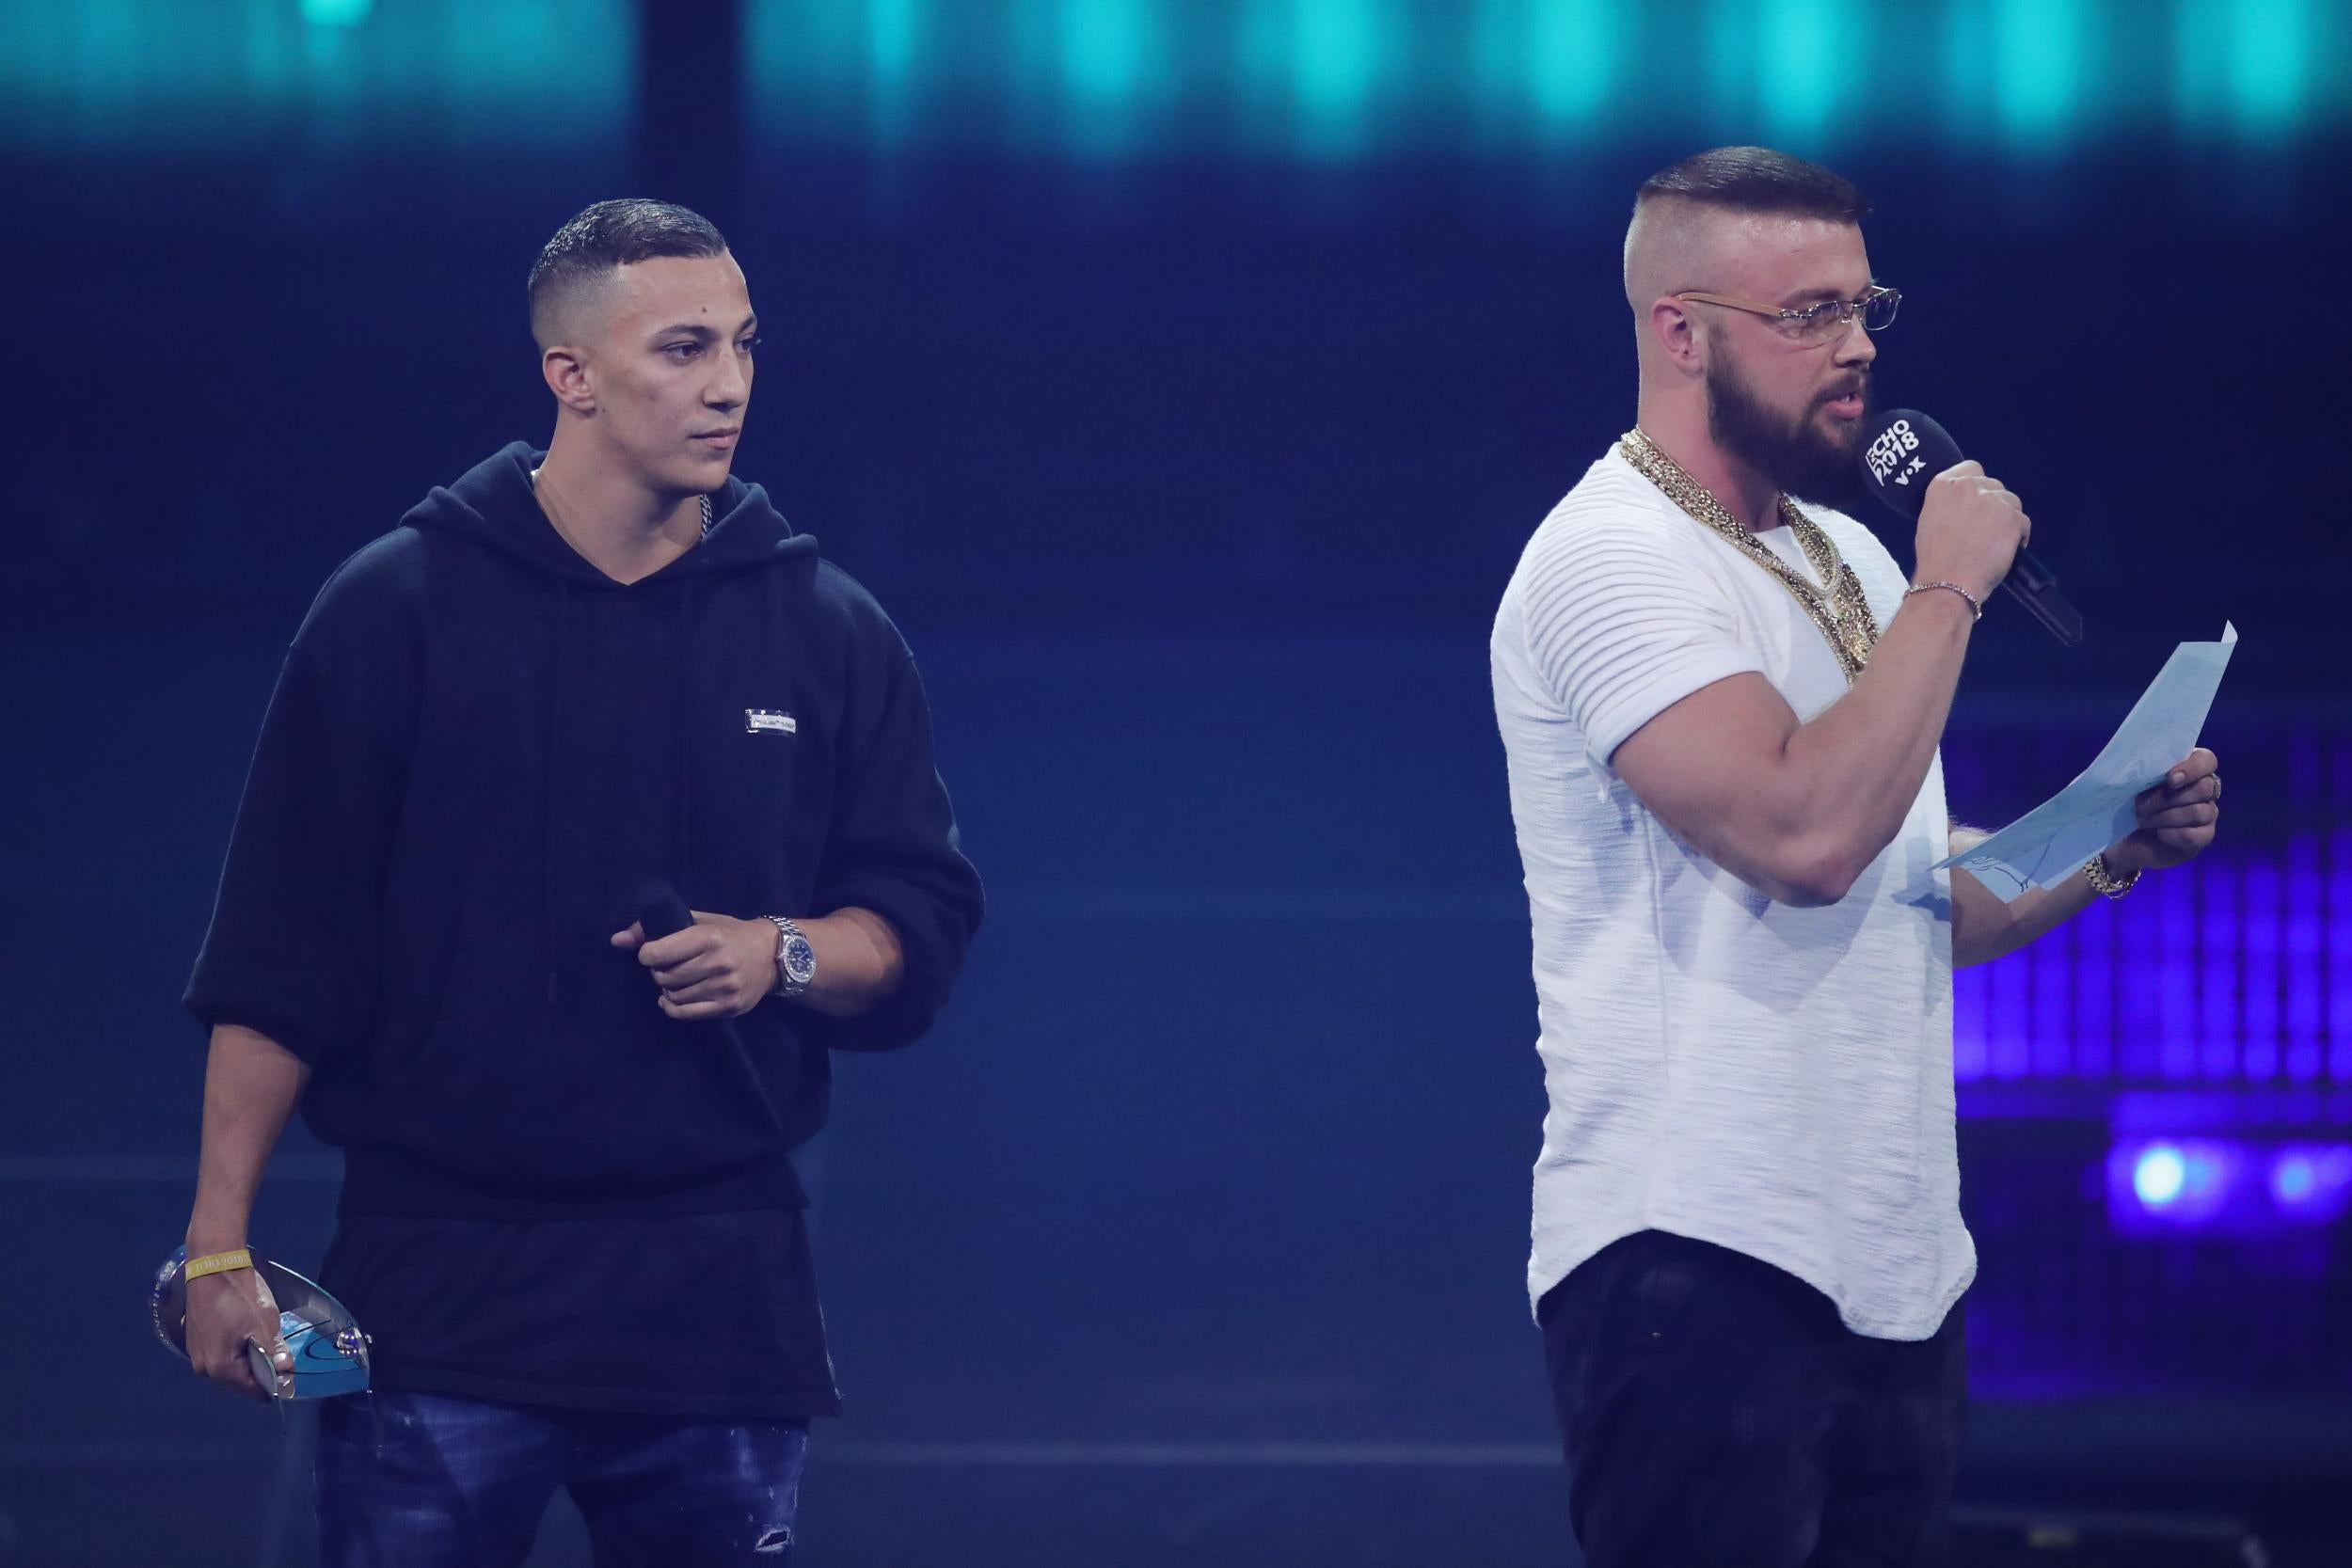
[315,1390,808,1567]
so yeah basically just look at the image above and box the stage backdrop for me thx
[4,2,2347,1563]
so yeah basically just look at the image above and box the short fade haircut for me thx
[527,198,730,348]
[1634,146,1869,224]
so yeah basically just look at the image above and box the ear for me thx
[1648,297,1706,376]
[542,345,596,415]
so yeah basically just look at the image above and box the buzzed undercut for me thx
[1622,147,1869,323]
[527,198,731,350]
[1634,145,1869,223]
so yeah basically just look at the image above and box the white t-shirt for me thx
[1489,447,1975,1341]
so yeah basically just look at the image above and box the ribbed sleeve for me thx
[1514,483,1765,771]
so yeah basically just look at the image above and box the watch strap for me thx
[765,915,816,1000]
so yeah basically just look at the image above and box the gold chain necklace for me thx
[1617,429,1881,683]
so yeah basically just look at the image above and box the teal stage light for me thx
[742,0,2350,161]
[5,0,2345,162]
[301,0,373,25]
[2,0,632,155]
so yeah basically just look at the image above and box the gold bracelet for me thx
[183,1247,254,1281]
[1904,580,1984,621]
[2083,852,2140,899]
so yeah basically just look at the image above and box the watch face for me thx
[782,935,818,986]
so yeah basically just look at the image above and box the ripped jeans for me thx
[316,1389,808,1567]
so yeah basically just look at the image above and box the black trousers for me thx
[1538,1230,1965,1568]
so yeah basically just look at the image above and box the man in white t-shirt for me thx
[1491,147,2224,1566]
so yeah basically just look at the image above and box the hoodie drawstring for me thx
[542,575,700,1009]
[543,577,572,1006]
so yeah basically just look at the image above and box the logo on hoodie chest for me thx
[745,709,798,736]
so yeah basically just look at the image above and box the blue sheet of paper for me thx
[1935,624,2237,902]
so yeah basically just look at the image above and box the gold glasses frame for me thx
[1671,284,1901,343]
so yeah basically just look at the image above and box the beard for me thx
[1706,345,1871,514]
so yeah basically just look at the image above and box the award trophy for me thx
[151,1246,371,1401]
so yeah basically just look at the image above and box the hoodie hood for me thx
[403,441,820,584]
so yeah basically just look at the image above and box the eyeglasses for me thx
[1672,284,1900,345]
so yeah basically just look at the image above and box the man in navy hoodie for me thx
[179,199,984,1564]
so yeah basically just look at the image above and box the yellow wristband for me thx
[183,1247,254,1281]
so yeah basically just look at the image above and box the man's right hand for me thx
[1914,459,2031,603]
[184,1263,293,1402]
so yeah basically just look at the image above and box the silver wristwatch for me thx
[765,916,817,1001]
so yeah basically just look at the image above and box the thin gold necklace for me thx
[1617,429,1880,683]
[532,466,714,540]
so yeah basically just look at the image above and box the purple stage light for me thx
[2274,1154,2314,1201]
[2106,1137,2352,1232]
[2135,1145,2186,1206]
[2267,1145,2352,1222]
[2106,1138,2239,1228]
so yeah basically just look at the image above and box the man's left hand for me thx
[610,912,777,1021]
[2106,747,2222,878]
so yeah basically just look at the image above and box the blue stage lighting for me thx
[2274,1152,2316,1202]
[2109,1136,2352,1232]
[2108,1138,2244,1228]
[2267,1145,2352,1221]
[2135,1144,2188,1206]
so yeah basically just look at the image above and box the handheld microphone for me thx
[633,879,695,941]
[1857,408,2084,647]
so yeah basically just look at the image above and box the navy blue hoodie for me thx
[188,443,983,1222]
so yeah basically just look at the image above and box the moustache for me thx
[1817,376,1870,409]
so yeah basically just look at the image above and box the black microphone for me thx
[633,879,695,941]
[1857,408,2084,647]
